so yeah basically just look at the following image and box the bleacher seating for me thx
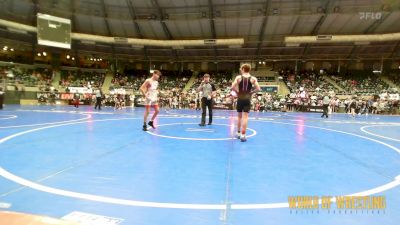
[60,70,105,88]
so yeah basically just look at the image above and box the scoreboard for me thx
[37,13,71,49]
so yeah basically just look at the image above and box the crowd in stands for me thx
[388,72,400,86]
[110,69,147,90]
[60,70,105,88]
[266,68,399,114]
[99,67,399,115]
[1,66,53,88]
[1,63,399,114]
[245,92,399,115]
[180,72,233,108]
[110,70,192,91]
[34,67,400,115]
[330,74,391,95]
[281,69,338,95]
[123,71,234,109]
[111,70,193,108]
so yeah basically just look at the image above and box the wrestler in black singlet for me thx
[236,75,253,113]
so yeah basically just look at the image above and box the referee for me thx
[198,74,216,126]
[321,93,330,118]
[94,88,103,110]
[0,87,4,110]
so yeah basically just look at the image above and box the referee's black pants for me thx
[321,104,329,118]
[95,97,102,110]
[0,95,3,109]
[201,97,213,124]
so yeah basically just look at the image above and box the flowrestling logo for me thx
[359,12,382,20]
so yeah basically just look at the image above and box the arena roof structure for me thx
[0,0,400,62]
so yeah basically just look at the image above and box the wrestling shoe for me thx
[148,121,156,129]
[142,124,148,131]
[236,132,241,139]
[240,134,247,142]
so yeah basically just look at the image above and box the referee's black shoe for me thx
[198,123,206,127]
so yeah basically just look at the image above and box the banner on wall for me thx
[68,87,93,94]
[260,85,279,93]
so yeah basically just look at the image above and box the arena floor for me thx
[0,105,399,225]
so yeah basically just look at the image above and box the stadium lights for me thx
[42,51,47,56]
[37,53,41,56]
[10,48,14,51]
[66,55,76,60]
